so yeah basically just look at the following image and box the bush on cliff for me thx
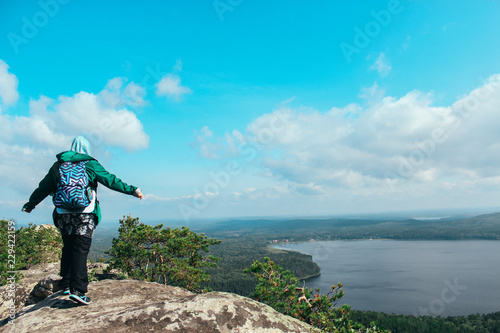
[1,220,62,286]
[245,257,389,333]
[106,215,221,292]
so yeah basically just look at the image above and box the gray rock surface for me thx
[25,274,62,306]
[0,262,59,321]
[1,279,317,333]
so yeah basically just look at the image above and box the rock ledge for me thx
[1,279,317,333]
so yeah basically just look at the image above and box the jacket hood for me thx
[56,151,95,162]
[70,136,92,155]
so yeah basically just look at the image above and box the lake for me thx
[274,240,500,316]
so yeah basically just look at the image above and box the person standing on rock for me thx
[22,136,143,305]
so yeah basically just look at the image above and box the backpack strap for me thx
[51,161,63,192]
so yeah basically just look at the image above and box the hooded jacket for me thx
[24,151,139,224]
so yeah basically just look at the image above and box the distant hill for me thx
[449,212,500,226]
[192,212,500,241]
[90,213,500,261]
[88,212,500,291]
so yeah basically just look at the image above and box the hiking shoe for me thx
[62,287,70,295]
[70,290,91,305]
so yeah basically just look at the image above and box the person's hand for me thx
[134,188,144,200]
[22,205,32,213]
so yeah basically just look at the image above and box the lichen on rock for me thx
[1,277,318,332]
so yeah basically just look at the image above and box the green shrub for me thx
[245,257,389,333]
[1,220,62,286]
[106,215,221,292]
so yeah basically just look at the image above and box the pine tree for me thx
[106,215,221,292]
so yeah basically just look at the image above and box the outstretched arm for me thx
[90,160,142,197]
[22,166,57,213]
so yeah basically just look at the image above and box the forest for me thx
[87,213,500,294]
[174,212,500,332]
[351,310,500,333]
[201,237,321,296]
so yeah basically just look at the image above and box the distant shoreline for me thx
[298,272,321,280]
[272,237,500,246]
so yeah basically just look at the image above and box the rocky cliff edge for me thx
[0,267,317,333]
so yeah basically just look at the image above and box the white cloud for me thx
[194,74,500,202]
[191,125,237,160]
[156,74,191,100]
[173,59,183,72]
[0,141,57,193]
[0,70,150,196]
[8,80,150,152]
[370,53,392,77]
[99,78,147,108]
[53,89,149,151]
[359,82,385,105]
[294,182,326,195]
[143,193,217,202]
[0,59,19,111]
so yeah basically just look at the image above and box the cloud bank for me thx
[10,77,149,152]
[0,60,150,193]
[193,75,500,201]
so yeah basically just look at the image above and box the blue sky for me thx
[1,0,500,225]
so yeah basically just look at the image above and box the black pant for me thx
[59,234,92,293]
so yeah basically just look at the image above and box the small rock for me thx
[25,274,62,306]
